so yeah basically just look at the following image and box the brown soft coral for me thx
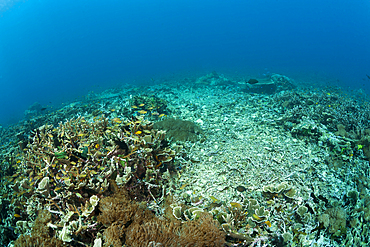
[103,222,126,247]
[178,213,226,246]
[125,212,225,247]
[97,186,137,226]
[14,210,65,247]
[98,184,225,247]
[97,184,138,246]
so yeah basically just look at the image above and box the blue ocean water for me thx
[0,0,369,126]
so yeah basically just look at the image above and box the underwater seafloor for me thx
[0,72,370,247]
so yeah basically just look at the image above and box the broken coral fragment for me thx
[36,177,50,196]
[58,224,72,242]
[82,195,100,217]
[172,205,182,220]
[297,205,308,217]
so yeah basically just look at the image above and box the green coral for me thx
[54,151,68,159]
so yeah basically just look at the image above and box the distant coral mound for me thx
[154,118,203,142]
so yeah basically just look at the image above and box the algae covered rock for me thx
[246,73,295,94]
[195,71,231,86]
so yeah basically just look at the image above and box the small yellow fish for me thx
[51,163,56,168]
[110,109,116,112]
[77,133,85,137]
[95,144,100,149]
[252,214,262,221]
[180,183,188,190]
[48,133,53,138]
[113,117,122,123]
[230,202,242,209]
[266,199,274,205]
[159,114,165,118]
[76,192,83,198]
[70,161,76,165]
[16,160,21,164]
[139,103,145,107]
[14,214,21,218]
[210,196,220,202]
[135,131,142,135]
[132,105,138,109]
[137,110,147,114]
[265,221,272,227]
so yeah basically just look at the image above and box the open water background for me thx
[0,0,369,125]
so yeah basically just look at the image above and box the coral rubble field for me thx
[1,73,370,246]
